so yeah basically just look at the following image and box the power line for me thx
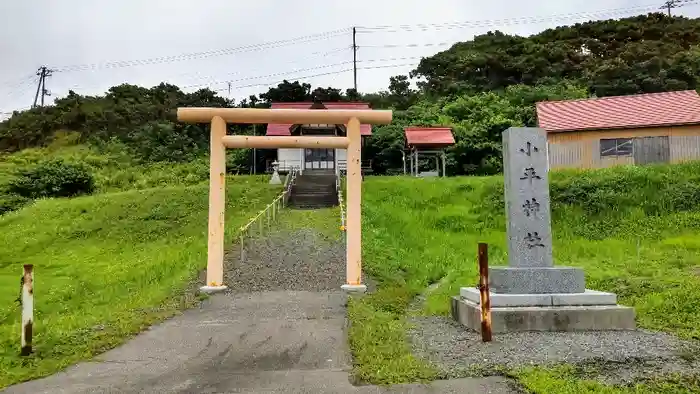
[184,57,425,91]
[660,0,694,15]
[1,75,38,99]
[43,2,694,75]
[1,73,37,90]
[51,46,352,96]
[18,56,412,103]
[168,47,351,86]
[360,42,452,49]
[182,62,355,90]
[25,0,696,97]
[52,29,350,73]
[6,1,698,110]
[211,62,419,93]
[355,2,695,32]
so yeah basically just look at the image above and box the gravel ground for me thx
[223,227,374,293]
[408,315,700,385]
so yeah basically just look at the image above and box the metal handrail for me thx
[237,166,298,262]
[284,166,298,196]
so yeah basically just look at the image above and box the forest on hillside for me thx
[3,12,700,175]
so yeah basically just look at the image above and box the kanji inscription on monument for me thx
[490,127,585,294]
[502,127,553,268]
[519,141,539,156]
[522,198,540,217]
[520,167,542,183]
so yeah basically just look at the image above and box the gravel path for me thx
[223,228,346,292]
[409,315,700,385]
[223,225,375,293]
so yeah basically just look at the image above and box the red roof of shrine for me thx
[265,102,373,136]
[404,127,455,148]
[536,90,700,133]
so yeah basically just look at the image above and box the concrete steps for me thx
[289,171,339,209]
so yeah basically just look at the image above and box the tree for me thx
[259,80,311,103]
[411,13,700,97]
[311,87,345,102]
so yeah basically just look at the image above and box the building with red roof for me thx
[265,101,373,173]
[536,90,700,169]
[403,127,455,177]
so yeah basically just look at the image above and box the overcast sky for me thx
[1,0,699,115]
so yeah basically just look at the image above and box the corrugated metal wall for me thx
[670,135,700,163]
[547,125,700,169]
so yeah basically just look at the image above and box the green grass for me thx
[277,206,344,241]
[352,162,700,391]
[0,176,281,388]
[0,144,213,193]
[3,141,700,392]
[513,366,700,393]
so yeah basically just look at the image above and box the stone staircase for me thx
[289,170,339,209]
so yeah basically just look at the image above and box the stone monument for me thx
[269,161,282,185]
[451,127,636,333]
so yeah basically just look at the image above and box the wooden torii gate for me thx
[178,107,393,293]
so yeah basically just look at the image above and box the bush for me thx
[0,194,30,215]
[126,121,206,163]
[8,159,95,198]
[226,149,252,174]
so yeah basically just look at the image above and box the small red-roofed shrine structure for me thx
[403,127,455,177]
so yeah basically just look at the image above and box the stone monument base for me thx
[451,288,636,333]
[489,266,586,294]
[460,287,618,307]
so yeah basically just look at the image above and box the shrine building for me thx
[538,90,700,170]
[265,101,373,174]
[403,127,455,177]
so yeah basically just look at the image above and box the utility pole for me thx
[32,66,53,108]
[352,27,358,92]
[660,0,682,16]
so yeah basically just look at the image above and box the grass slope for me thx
[352,162,700,392]
[0,144,212,194]
[0,177,280,388]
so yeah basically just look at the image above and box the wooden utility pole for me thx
[32,66,53,108]
[32,67,45,108]
[660,0,682,16]
[352,27,358,92]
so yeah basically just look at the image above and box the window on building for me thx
[600,138,633,157]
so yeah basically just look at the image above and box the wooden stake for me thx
[478,243,492,342]
[21,264,33,356]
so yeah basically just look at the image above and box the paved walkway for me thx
[3,220,516,393]
[4,291,512,393]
